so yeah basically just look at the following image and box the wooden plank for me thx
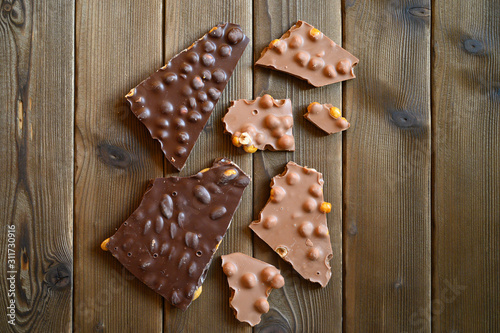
[0,1,74,332]
[252,1,343,332]
[162,1,253,332]
[343,1,431,332]
[74,1,164,332]
[432,1,500,331]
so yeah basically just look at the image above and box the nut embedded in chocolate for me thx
[249,161,333,287]
[255,21,359,87]
[101,158,250,310]
[304,102,350,134]
[126,23,249,171]
[221,252,285,326]
[222,95,295,153]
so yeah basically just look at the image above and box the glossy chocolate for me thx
[249,162,333,287]
[104,158,250,310]
[255,21,359,87]
[126,23,249,170]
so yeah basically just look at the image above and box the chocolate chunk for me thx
[255,21,359,87]
[222,95,295,153]
[249,162,333,287]
[126,24,249,170]
[304,102,350,134]
[102,158,250,310]
[221,253,285,326]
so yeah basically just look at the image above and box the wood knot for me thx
[45,263,71,290]
[97,143,134,169]
[463,39,484,55]
[255,309,292,333]
[388,109,418,128]
[407,6,430,17]
[348,224,358,236]
[3,3,12,12]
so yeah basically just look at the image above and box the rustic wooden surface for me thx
[343,1,432,332]
[432,1,500,332]
[0,0,499,332]
[74,1,164,332]
[0,0,74,332]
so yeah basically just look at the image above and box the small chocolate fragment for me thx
[102,158,250,310]
[304,102,350,134]
[222,95,295,153]
[221,252,285,326]
[255,21,359,87]
[126,24,249,170]
[249,162,333,287]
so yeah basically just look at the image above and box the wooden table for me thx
[1,0,498,332]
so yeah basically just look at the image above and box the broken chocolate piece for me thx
[221,252,284,326]
[249,162,333,287]
[304,102,350,134]
[126,23,249,170]
[102,158,250,310]
[222,94,295,153]
[255,21,359,87]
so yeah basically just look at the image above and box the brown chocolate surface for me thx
[255,21,359,87]
[126,23,249,170]
[221,252,284,326]
[304,102,350,134]
[103,158,250,310]
[249,162,333,287]
[222,94,295,153]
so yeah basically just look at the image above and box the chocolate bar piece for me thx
[101,158,250,310]
[126,23,249,170]
[222,94,294,153]
[255,21,359,87]
[221,252,285,326]
[249,162,333,287]
[304,102,350,134]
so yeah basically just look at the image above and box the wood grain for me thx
[432,1,500,331]
[343,0,431,331]
[74,1,164,332]
[252,1,343,332]
[161,1,253,332]
[0,0,74,331]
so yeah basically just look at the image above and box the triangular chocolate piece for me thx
[304,102,350,134]
[222,94,295,153]
[126,23,249,170]
[255,21,358,87]
[102,158,250,310]
[249,162,333,287]
[221,253,284,326]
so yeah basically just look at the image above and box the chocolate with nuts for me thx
[249,162,333,287]
[101,158,250,310]
[304,102,350,134]
[222,94,294,153]
[255,21,359,87]
[126,23,249,170]
[221,252,285,326]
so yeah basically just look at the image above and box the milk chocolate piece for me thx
[102,158,250,310]
[221,253,285,326]
[222,94,295,153]
[249,162,333,287]
[255,21,359,87]
[126,23,249,170]
[304,102,350,134]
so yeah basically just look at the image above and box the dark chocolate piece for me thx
[222,252,284,326]
[249,162,333,287]
[255,21,359,87]
[102,158,250,310]
[304,102,350,134]
[222,94,295,153]
[126,24,249,170]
